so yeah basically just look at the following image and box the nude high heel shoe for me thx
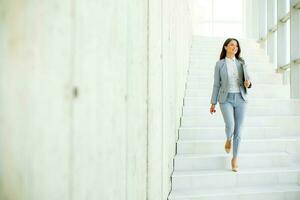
[224,139,232,153]
[231,157,239,172]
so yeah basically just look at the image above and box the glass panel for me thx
[196,0,213,21]
[213,0,243,22]
[191,0,245,37]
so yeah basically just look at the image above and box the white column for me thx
[290,0,300,98]
[258,0,268,52]
[250,0,260,39]
[267,0,277,67]
[277,0,290,68]
[245,0,254,38]
[277,0,290,84]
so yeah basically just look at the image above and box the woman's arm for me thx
[210,61,221,105]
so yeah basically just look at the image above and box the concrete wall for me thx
[0,0,192,200]
[0,1,72,200]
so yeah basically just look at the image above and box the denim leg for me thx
[232,94,247,157]
[219,101,235,140]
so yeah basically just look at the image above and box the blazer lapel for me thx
[220,59,228,85]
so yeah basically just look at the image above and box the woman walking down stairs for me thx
[168,37,300,200]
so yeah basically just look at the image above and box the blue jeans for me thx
[219,92,247,157]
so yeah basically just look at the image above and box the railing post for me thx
[258,0,268,52]
[290,0,300,98]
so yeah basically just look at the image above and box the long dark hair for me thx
[219,38,242,61]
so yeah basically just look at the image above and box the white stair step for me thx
[180,116,300,128]
[192,36,258,41]
[190,49,267,55]
[190,55,269,63]
[190,48,262,54]
[174,153,289,171]
[190,59,271,65]
[191,41,260,47]
[191,36,258,41]
[188,65,275,73]
[190,54,269,61]
[187,73,282,85]
[185,87,290,98]
[178,127,284,140]
[186,78,283,88]
[185,83,288,90]
[191,44,260,50]
[171,167,300,190]
[188,69,275,77]
[188,67,277,75]
[183,97,300,107]
[190,57,274,65]
[191,40,261,44]
[191,40,262,44]
[190,50,267,57]
[176,138,300,154]
[190,38,261,50]
[168,184,300,200]
[182,105,300,116]
[189,63,275,73]
[190,45,265,51]
[189,63,274,69]
[185,91,290,99]
[185,83,286,90]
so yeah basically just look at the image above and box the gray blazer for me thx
[210,58,251,105]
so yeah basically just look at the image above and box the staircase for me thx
[168,37,300,200]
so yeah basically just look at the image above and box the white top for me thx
[225,57,240,93]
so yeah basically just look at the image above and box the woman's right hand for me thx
[210,104,216,114]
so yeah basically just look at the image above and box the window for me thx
[190,0,245,37]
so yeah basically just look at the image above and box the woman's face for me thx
[225,40,238,55]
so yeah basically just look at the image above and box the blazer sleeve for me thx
[211,61,221,105]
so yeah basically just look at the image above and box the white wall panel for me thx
[0,0,192,200]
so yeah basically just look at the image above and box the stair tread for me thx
[179,134,300,140]
[169,183,300,198]
[177,137,300,143]
[184,97,297,100]
[180,126,280,129]
[182,115,300,119]
[172,165,300,177]
[175,152,289,158]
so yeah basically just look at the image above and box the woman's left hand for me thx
[244,80,251,88]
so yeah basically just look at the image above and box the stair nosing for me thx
[168,183,300,198]
[172,166,300,177]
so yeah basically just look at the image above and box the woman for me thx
[209,38,252,172]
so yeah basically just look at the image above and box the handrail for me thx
[258,12,288,42]
[277,58,300,73]
[279,11,290,23]
[258,1,300,43]
[294,1,300,9]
